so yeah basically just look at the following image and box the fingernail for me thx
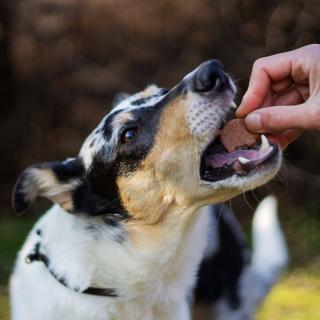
[246,113,262,131]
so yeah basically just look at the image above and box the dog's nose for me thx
[192,60,230,93]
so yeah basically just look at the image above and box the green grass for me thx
[0,216,38,285]
[257,260,320,320]
[0,216,38,320]
[0,286,9,320]
[257,206,320,319]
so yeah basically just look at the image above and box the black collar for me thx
[25,244,118,298]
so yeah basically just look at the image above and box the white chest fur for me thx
[10,205,211,320]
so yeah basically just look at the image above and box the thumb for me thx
[244,103,317,133]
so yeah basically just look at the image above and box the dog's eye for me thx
[121,128,137,144]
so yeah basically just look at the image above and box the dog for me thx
[10,60,287,320]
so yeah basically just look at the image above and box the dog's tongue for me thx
[205,119,274,170]
[220,119,259,152]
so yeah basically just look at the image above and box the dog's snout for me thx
[192,60,230,93]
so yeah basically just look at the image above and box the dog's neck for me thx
[39,204,210,304]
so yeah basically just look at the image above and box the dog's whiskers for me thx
[250,189,259,203]
[214,201,225,229]
[242,191,254,211]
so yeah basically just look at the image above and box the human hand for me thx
[236,44,320,149]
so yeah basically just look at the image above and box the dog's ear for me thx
[12,157,85,214]
[112,92,130,108]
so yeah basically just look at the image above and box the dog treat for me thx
[220,119,259,152]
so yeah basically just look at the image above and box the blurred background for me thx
[1,0,320,318]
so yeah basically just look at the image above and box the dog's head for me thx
[13,60,281,224]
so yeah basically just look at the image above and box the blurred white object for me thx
[252,195,289,286]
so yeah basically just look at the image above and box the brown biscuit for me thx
[220,119,260,152]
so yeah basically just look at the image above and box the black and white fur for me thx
[194,196,288,319]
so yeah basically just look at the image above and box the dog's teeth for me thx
[238,157,250,164]
[230,101,237,109]
[260,134,270,151]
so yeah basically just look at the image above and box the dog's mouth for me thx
[200,117,279,182]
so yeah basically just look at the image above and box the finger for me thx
[237,69,272,117]
[272,87,304,106]
[237,85,308,119]
[295,84,310,101]
[261,90,274,107]
[271,77,293,93]
[237,52,295,117]
[258,85,303,108]
[268,129,302,150]
[244,103,315,133]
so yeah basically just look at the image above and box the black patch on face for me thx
[194,204,249,309]
[72,166,128,238]
[101,110,122,141]
[51,158,85,183]
[72,179,124,217]
[116,107,162,173]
